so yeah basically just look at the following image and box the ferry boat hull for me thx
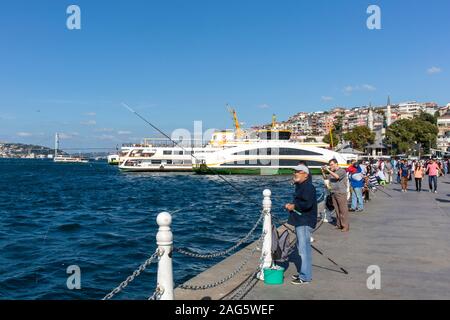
[119,165,193,172]
[193,166,324,175]
[54,157,89,163]
[193,143,349,175]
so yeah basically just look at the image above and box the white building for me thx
[437,114,450,152]
[398,101,438,117]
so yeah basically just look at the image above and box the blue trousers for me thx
[429,175,438,191]
[295,225,313,282]
[351,187,364,210]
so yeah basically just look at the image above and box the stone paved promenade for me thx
[175,175,450,300]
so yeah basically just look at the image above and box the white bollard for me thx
[258,189,273,280]
[156,212,174,300]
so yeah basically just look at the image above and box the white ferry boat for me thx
[193,129,348,175]
[118,141,214,172]
[54,155,89,163]
[53,133,89,163]
[118,109,348,174]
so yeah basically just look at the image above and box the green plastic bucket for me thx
[263,266,285,285]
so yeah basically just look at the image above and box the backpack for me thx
[271,224,296,263]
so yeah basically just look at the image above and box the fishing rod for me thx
[311,244,348,275]
[121,103,264,206]
[373,185,393,198]
[123,103,348,275]
[273,210,348,275]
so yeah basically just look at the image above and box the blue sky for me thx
[0,0,449,149]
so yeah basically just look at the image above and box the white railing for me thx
[103,189,273,300]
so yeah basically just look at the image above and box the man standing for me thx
[322,159,349,232]
[348,161,364,212]
[395,159,402,184]
[285,165,317,285]
[426,159,442,193]
[384,160,393,184]
[399,160,410,192]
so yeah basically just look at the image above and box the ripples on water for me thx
[0,159,323,299]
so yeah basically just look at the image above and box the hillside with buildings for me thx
[0,143,56,159]
[257,99,450,154]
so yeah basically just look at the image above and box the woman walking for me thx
[414,163,425,192]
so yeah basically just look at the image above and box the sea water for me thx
[0,159,323,299]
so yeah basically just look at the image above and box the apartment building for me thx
[437,113,450,152]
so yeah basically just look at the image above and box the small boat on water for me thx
[53,133,89,164]
[54,155,89,163]
[107,154,120,165]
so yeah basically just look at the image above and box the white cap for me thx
[293,164,309,174]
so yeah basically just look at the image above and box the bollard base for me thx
[257,270,264,281]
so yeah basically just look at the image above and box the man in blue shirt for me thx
[400,160,410,192]
[349,161,365,212]
[285,164,317,285]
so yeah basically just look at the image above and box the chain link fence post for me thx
[257,189,272,280]
[156,212,174,300]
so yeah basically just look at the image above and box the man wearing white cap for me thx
[285,164,318,284]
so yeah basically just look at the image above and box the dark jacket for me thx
[287,178,318,229]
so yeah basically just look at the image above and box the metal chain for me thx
[173,211,266,259]
[148,286,164,300]
[179,233,265,290]
[228,258,263,300]
[102,248,160,300]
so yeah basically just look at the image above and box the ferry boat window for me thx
[142,152,154,157]
[279,148,322,156]
[220,159,327,167]
[151,160,162,164]
[184,160,192,164]
[174,151,184,155]
[258,131,291,140]
[166,160,173,164]
[163,150,172,155]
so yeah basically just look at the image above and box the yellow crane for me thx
[329,125,334,149]
[226,105,243,138]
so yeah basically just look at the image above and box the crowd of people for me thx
[283,157,449,285]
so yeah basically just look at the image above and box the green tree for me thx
[385,118,438,155]
[333,115,344,135]
[323,133,339,147]
[343,126,375,150]
[416,111,437,125]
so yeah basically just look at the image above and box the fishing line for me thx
[271,213,347,274]
[121,103,265,207]
[122,103,348,275]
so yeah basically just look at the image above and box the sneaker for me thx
[291,278,310,285]
[434,191,438,194]
[356,209,364,212]
[310,236,315,243]
[291,274,300,280]
[323,218,329,223]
